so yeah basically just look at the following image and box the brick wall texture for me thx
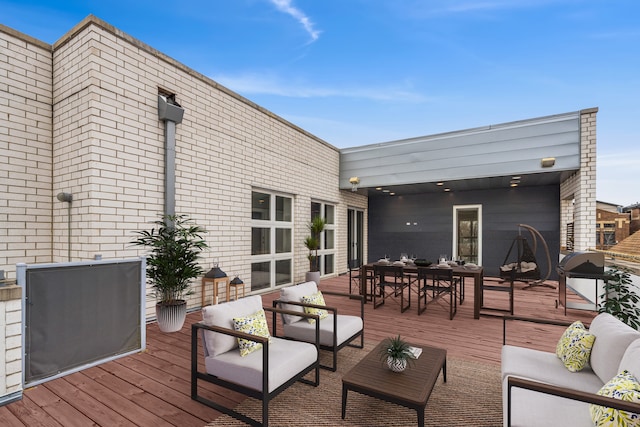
[2,18,368,317]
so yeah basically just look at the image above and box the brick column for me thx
[0,285,22,405]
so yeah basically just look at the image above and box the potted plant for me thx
[132,214,208,332]
[599,266,640,330]
[303,216,326,285]
[380,335,414,372]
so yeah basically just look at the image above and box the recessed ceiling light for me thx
[436,182,444,186]
[375,187,383,190]
[382,189,390,193]
[444,188,451,192]
[389,192,396,196]
[512,176,521,180]
[510,183,518,187]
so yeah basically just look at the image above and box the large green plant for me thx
[303,216,326,272]
[132,214,208,304]
[598,266,640,330]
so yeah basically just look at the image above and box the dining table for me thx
[360,262,485,319]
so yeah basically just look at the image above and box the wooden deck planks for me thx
[3,274,599,426]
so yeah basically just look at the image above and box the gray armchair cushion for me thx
[283,314,363,347]
[279,281,318,324]
[204,337,317,393]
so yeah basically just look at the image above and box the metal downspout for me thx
[157,94,184,219]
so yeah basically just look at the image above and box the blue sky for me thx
[2,0,639,206]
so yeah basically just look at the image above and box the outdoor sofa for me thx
[502,312,640,426]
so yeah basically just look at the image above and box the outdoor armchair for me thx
[191,295,320,427]
[273,280,364,371]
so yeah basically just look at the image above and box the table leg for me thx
[418,407,425,427]
[443,359,447,383]
[341,384,348,419]
[474,273,482,319]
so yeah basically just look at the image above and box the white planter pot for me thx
[387,356,407,372]
[156,300,187,333]
[305,271,321,286]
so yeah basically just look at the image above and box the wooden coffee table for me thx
[341,341,447,427]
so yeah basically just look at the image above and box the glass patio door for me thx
[347,208,364,265]
[453,205,482,265]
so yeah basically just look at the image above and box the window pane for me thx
[251,262,270,291]
[251,228,270,255]
[275,228,291,253]
[324,205,335,224]
[311,202,321,220]
[324,254,334,275]
[276,196,292,222]
[252,192,270,220]
[275,259,292,286]
[325,229,334,249]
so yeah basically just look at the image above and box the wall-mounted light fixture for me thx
[541,157,556,168]
[56,192,73,203]
[349,176,360,192]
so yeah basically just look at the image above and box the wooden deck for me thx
[1,274,597,426]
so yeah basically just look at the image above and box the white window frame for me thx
[251,190,294,291]
[312,201,337,277]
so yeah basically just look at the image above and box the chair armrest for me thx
[265,305,321,346]
[502,315,584,345]
[507,376,640,427]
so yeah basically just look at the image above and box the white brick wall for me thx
[0,289,23,399]
[43,18,368,316]
[0,29,53,274]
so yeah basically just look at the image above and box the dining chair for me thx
[416,267,459,319]
[347,259,361,295]
[373,264,410,313]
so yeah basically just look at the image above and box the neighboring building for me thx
[2,15,597,295]
[595,206,630,250]
[623,203,640,235]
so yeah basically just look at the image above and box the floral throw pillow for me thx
[590,370,640,426]
[555,320,596,372]
[233,309,271,357]
[301,291,329,323]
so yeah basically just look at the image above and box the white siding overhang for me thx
[340,111,581,195]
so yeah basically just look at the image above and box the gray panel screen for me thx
[25,261,142,384]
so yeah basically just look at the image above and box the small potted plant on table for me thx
[380,335,414,372]
[132,214,208,332]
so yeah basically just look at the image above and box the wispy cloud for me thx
[268,0,321,42]
[213,72,428,102]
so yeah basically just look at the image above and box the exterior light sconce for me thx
[541,157,555,168]
[56,192,73,203]
[349,176,360,192]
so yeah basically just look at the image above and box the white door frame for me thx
[452,204,482,265]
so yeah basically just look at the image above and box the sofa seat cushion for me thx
[502,345,604,393]
[204,337,317,393]
[202,295,263,357]
[589,313,640,384]
[507,381,593,427]
[279,281,318,324]
[283,314,363,347]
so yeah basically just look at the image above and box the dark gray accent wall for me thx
[368,185,560,279]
